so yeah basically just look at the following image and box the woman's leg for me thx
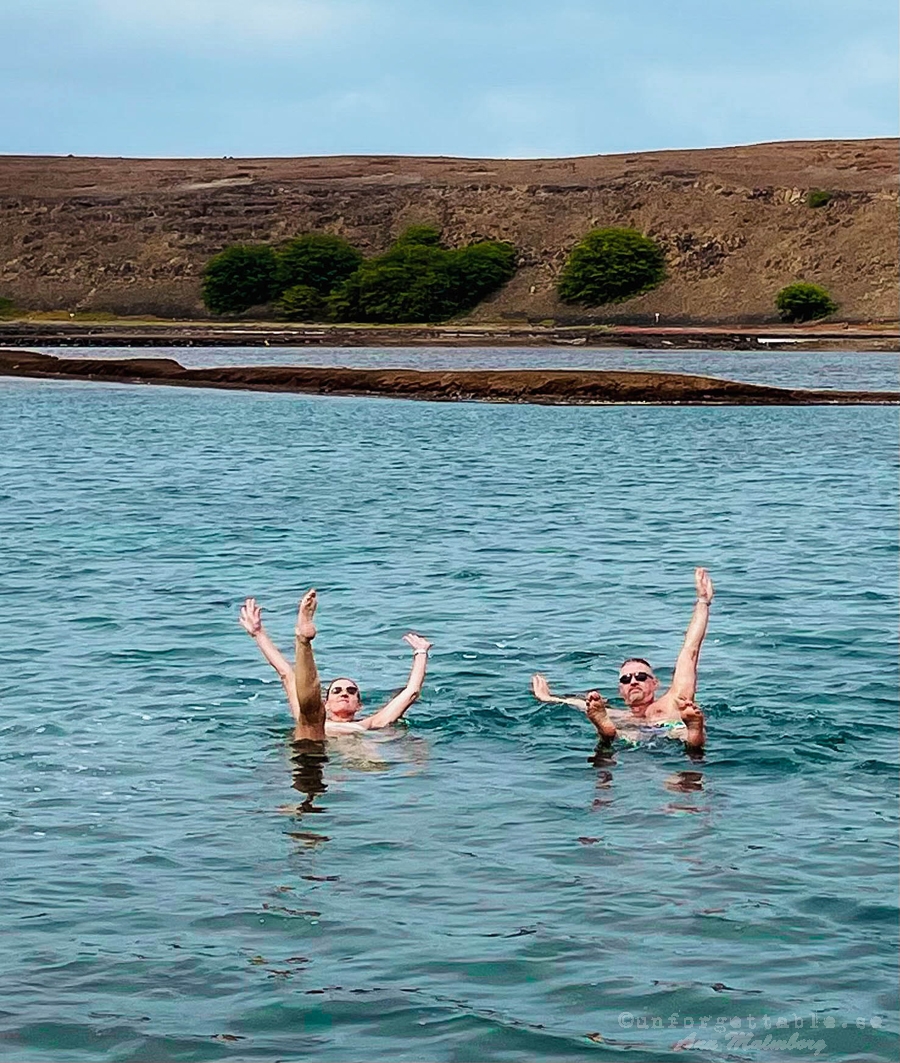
[293,589,326,742]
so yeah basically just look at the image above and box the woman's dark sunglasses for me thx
[619,671,653,685]
[330,685,358,696]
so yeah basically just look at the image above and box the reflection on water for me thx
[588,743,706,806]
[285,730,431,817]
[665,769,704,793]
[288,740,329,813]
[663,768,710,814]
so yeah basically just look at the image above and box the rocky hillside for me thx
[0,139,896,324]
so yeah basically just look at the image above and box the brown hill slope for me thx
[0,140,896,324]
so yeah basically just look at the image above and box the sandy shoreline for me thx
[2,349,897,405]
[0,321,897,352]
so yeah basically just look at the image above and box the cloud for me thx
[1,0,895,156]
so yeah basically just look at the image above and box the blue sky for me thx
[3,0,897,157]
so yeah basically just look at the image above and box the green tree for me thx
[447,241,517,310]
[392,225,443,248]
[330,242,453,323]
[329,228,516,323]
[0,296,16,318]
[557,228,666,306]
[806,189,833,208]
[275,234,363,295]
[201,244,278,314]
[276,284,327,321]
[775,282,838,322]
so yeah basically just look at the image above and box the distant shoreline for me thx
[0,321,897,352]
[2,349,898,405]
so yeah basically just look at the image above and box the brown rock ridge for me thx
[0,140,896,324]
[1,350,897,405]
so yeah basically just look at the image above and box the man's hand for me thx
[531,673,552,702]
[695,567,715,604]
[239,597,262,637]
[403,632,433,654]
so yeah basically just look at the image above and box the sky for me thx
[3,0,897,158]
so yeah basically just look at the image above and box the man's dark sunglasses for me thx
[619,671,653,685]
[330,685,358,696]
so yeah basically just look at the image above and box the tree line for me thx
[201,227,517,324]
[201,225,839,324]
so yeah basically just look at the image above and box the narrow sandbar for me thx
[1,349,897,405]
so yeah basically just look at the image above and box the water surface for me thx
[1,378,897,1062]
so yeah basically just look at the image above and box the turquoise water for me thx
[1,372,898,1062]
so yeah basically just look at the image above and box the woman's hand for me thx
[239,597,262,637]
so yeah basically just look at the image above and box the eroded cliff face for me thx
[0,140,896,323]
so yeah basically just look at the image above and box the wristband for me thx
[413,649,429,656]
[696,597,711,605]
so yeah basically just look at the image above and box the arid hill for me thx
[0,139,896,324]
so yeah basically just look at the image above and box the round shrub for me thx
[775,282,838,323]
[806,190,833,209]
[276,284,327,321]
[201,244,278,314]
[275,234,363,295]
[557,228,666,306]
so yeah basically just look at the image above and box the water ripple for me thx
[0,377,896,1061]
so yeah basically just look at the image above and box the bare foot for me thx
[295,589,318,642]
[678,700,706,750]
[586,691,617,741]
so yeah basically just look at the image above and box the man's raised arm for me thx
[666,568,714,704]
[362,632,432,730]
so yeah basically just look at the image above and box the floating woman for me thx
[239,589,432,741]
